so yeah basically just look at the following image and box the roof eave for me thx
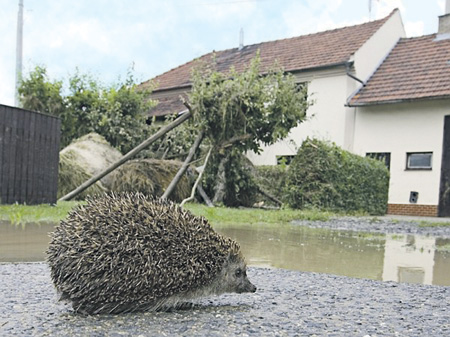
[347,94,450,107]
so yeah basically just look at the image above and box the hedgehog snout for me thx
[239,277,257,293]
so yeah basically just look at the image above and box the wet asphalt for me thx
[1,218,450,336]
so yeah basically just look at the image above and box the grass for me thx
[183,204,336,227]
[0,200,337,226]
[418,220,450,227]
[0,201,82,224]
[436,244,450,253]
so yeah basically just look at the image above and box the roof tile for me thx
[349,34,450,105]
[143,10,397,116]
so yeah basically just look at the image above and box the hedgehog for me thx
[47,192,256,315]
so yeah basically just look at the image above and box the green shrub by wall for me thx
[255,165,288,203]
[284,138,389,215]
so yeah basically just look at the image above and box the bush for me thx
[254,165,288,204]
[284,138,389,215]
[202,150,258,207]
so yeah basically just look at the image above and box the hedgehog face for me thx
[214,255,256,295]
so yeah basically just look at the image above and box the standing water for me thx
[1,220,449,285]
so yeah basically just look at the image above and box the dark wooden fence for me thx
[0,104,61,204]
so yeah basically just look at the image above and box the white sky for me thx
[0,0,446,106]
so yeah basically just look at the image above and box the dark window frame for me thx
[406,152,433,170]
[366,152,391,170]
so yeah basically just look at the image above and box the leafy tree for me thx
[18,65,65,117]
[188,54,310,206]
[19,66,156,152]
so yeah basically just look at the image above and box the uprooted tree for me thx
[182,54,310,206]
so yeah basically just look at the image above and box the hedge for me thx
[284,138,389,215]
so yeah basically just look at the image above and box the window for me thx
[406,152,432,170]
[276,155,295,165]
[366,152,391,170]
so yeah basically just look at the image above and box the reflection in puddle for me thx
[1,220,449,286]
[382,234,435,285]
[0,221,55,262]
[215,224,450,286]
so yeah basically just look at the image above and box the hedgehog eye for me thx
[235,269,242,277]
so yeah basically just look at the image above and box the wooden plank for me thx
[0,106,12,203]
[48,117,61,204]
[4,107,15,203]
[35,113,45,204]
[21,110,31,203]
[31,111,42,204]
[0,106,5,203]
[42,115,52,203]
[15,109,26,203]
[27,111,37,204]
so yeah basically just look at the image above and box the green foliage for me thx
[188,54,309,206]
[141,114,200,160]
[255,165,289,203]
[19,66,156,152]
[284,138,389,215]
[189,53,309,153]
[18,65,65,116]
[202,149,258,207]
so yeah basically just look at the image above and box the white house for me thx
[141,8,450,217]
[348,5,450,217]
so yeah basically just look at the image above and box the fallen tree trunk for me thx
[180,146,212,206]
[162,130,204,200]
[59,110,192,201]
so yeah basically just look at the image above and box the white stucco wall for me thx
[353,10,406,82]
[247,12,405,166]
[352,100,450,205]
[247,68,351,165]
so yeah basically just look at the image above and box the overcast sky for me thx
[0,0,446,106]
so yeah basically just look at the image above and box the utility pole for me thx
[15,0,24,107]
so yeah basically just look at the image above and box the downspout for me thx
[344,61,364,153]
[345,62,365,86]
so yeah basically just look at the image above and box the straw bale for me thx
[58,133,122,200]
[111,159,194,202]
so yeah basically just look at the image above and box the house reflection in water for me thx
[382,235,435,284]
[2,221,449,286]
[382,234,450,285]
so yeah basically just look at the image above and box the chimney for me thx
[438,0,450,35]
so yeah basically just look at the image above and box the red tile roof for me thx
[348,34,450,106]
[143,10,397,116]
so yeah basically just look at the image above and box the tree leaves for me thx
[189,53,309,154]
[19,66,156,152]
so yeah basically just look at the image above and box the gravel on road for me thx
[293,216,450,238]
[1,263,449,336]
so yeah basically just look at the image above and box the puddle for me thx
[215,224,450,286]
[1,220,449,285]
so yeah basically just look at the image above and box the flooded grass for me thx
[0,201,82,224]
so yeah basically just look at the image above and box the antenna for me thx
[15,0,24,107]
[239,28,244,51]
[369,0,379,20]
